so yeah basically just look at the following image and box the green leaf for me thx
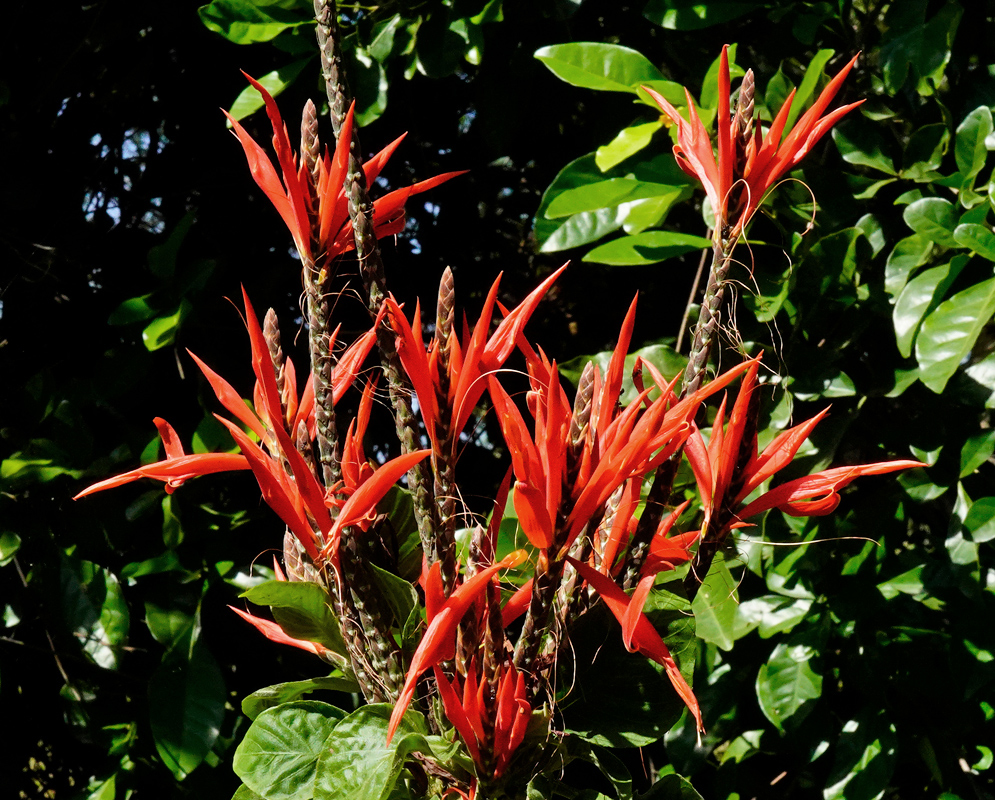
[534,43,665,93]
[953,223,995,261]
[145,600,198,658]
[636,772,704,799]
[902,197,959,247]
[142,300,192,352]
[241,580,347,656]
[916,276,995,393]
[832,123,897,176]
[963,497,995,542]
[879,0,963,96]
[546,179,685,219]
[901,123,950,181]
[313,705,442,800]
[955,106,994,185]
[583,231,711,266]
[559,342,686,407]
[241,675,361,721]
[535,154,626,252]
[0,532,21,567]
[150,644,226,780]
[366,563,418,631]
[596,121,663,171]
[234,701,347,800]
[960,430,995,478]
[734,596,812,639]
[198,0,312,44]
[756,638,823,732]
[59,557,130,670]
[876,565,926,600]
[227,59,310,124]
[784,49,835,132]
[884,235,933,298]
[108,293,157,326]
[823,711,898,800]
[893,256,968,358]
[643,0,761,30]
[691,551,738,651]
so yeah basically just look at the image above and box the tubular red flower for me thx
[644,46,863,238]
[225,74,465,265]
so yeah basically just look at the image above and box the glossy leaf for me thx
[241,675,361,721]
[546,179,685,219]
[150,644,226,780]
[756,639,823,732]
[902,197,959,247]
[233,701,347,800]
[198,0,312,44]
[583,231,711,266]
[884,235,933,298]
[534,43,665,93]
[691,551,738,651]
[240,579,347,656]
[916,276,995,393]
[227,59,310,123]
[596,121,663,171]
[953,223,995,261]
[955,106,993,186]
[59,557,130,670]
[892,256,967,358]
[535,154,626,251]
[879,0,963,96]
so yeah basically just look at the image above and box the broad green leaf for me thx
[586,744,634,800]
[546,179,684,219]
[901,123,950,181]
[960,431,995,478]
[953,223,995,261]
[535,154,626,251]
[559,342,686,406]
[734,596,812,639]
[108,293,157,325]
[150,645,226,780]
[313,705,445,800]
[823,712,898,800]
[855,214,885,258]
[241,580,347,656]
[234,701,347,800]
[764,65,793,125]
[534,43,665,93]
[756,639,823,732]
[0,532,21,566]
[596,121,663,171]
[700,43,744,109]
[227,59,310,124]
[198,0,312,44]
[884,235,932,297]
[876,565,926,600]
[916,276,995,392]
[142,300,191,352]
[145,600,198,658]
[879,0,963,96]
[955,107,994,186]
[60,557,130,670]
[241,675,361,721]
[584,231,711,266]
[832,124,897,176]
[902,197,959,247]
[963,496,995,542]
[346,46,388,126]
[233,785,265,800]
[643,0,761,30]
[691,551,738,651]
[893,256,968,358]
[366,563,418,630]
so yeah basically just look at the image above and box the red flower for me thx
[433,659,531,779]
[684,359,923,529]
[386,266,567,456]
[644,46,863,237]
[226,74,465,264]
[386,549,527,744]
[488,297,754,553]
[73,417,250,499]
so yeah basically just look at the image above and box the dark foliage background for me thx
[2,1,994,798]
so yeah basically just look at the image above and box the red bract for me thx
[434,660,531,779]
[644,46,863,238]
[73,417,250,499]
[75,288,381,563]
[685,359,923,529]
[386,549,527,744]
[225,74,464,264]
[568,557,703,733]
[489,297,755,553]
[386,266,567,456]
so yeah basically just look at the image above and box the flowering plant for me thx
[75,7,919,799]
